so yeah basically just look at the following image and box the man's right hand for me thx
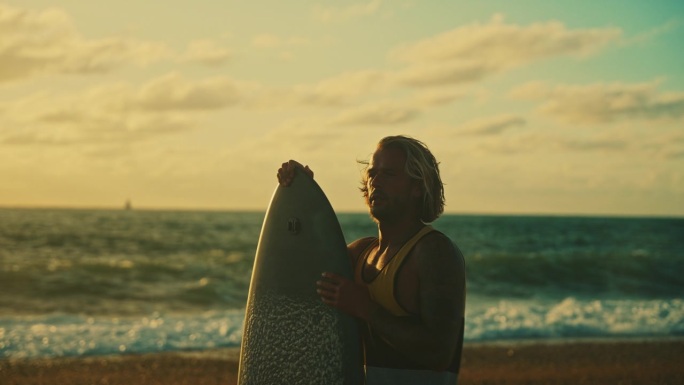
[277,160,314,187]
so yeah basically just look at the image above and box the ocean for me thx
[1,208,683,359]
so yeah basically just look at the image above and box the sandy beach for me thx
[2,339,682,385]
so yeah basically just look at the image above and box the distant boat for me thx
[125,200,132,210]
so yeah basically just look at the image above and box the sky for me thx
[1,1,683,217]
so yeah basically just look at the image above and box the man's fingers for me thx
[277,160,313,187]
[316,278,340,292]
[304,165,314,178]
[317,275,341,307]
[287,159,303,168]
[277,161,295,186]
[321,272,344,281]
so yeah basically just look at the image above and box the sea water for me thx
[1,208,683,359]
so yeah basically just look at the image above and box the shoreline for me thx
[2,338,683,385]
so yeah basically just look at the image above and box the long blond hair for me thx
[359,135,445,223]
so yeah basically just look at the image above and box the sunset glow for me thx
[1,1,682,216]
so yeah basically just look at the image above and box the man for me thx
[278,135,466,384]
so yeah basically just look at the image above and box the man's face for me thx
[365,146,419,223]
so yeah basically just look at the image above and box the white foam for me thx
[0,310,244,359]
[465,297,684,341]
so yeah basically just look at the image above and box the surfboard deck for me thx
[238,168,364,385]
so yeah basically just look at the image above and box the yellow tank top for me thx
[355,226,435,317]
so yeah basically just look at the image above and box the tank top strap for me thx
[388,226,435,268]
[379,225,435,288]
[354,238,379,283]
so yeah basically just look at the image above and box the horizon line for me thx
[0,204,681,220]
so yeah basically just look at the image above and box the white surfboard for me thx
[238,168,364,385]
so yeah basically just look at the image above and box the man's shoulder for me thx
[413,230,466,289]
[415,229,463,260]
[347,236,377,258]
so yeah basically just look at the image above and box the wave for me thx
[465,251,684,299]
[2,240,681,316]
[0,310,245,359]
[2,209,683,358]
[465,297,684,341]
[0,254,253,315]
[2,297,682,359]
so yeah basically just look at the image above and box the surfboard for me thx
[238,167,364,385]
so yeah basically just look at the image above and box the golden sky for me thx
[1,1,683,216]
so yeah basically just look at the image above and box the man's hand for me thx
[316,272,372,320]
[277,160,314,187]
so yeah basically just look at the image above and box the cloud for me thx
[235,66,468,112]
[239,120,348,156]
[412,90,467,107]
[312,0,383,23]
[471,132,545,155]
[0,73,251,147]
[395,62,498,87]
[241,14,625,103]
[559,138,628,151]
[302,70,388,103]
[9,72,245,121]
[181,40,232,67]
[130,73,242,111]
[623,19,682,45]
[248,69,387,108]
[640,131,684,160]
[331,102,419,126]
[250,33,312,62]
[251,33,310,49]
[471,131,634,156]
[0,4,168,83]
[666,149,684,159]
[391,14,621,87]
[510,80,684,124]
[2,114,194,146]
[458,114,526,135]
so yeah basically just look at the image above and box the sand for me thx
[2,339,682,385]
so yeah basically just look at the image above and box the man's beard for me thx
[369,204,390,223]
[367,198,407,223]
